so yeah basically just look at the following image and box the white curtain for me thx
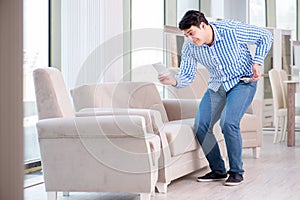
[61,0,124,90]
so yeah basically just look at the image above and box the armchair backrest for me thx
[33,68,75,120]
[71,82,169,122]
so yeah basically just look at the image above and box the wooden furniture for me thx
[284,80,299,146]
[290,40,300,77]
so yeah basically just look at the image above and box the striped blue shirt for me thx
[175,20,273,92]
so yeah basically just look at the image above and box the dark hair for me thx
[179,10,208,30]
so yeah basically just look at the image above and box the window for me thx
[249,0,266,26]
[23,0,49,164]
[276,0,296,32]
[131,0,164,83]
[177,0,200,25]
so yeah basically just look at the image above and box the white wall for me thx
[61,0,124,90]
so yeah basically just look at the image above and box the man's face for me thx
[182,24,208,46]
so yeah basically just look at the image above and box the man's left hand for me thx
[250,63,261,82]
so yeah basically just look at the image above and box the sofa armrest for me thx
[75,108,165,134]
[245,99,262,115]
[251,99,262,117]
[162,99,200,121]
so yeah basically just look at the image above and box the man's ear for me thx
[199,22,206,30]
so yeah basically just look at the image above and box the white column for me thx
[298,0,300,40]
[266,0,276,27]
[165,0,177,26]
[61,0,124,90]
[50,0,61,69]
[0,0,24,199]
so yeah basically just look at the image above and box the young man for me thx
[158,10,272,186]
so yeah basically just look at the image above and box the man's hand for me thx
[250,63,261,82]
[158,74,177,86]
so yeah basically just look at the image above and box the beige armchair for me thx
[33,68,160,200]
[71,82,227,193]
[166,67,262,158]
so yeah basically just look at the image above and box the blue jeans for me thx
[194,81,257,174]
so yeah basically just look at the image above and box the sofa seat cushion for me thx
[163,119,199,157]
[164,118,225,157]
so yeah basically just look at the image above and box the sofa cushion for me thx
[164,118,225,157]
[163,119,199,157]
[71,82,169,123]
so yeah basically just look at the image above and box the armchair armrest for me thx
[36,115,151,139]
[37,115,161,172]
[162,99,200,121]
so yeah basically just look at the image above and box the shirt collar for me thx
[209,23,222,44]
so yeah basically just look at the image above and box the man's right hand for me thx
[158,74,177,86]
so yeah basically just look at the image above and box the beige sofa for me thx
[71,82,227,193]
[33,68,161,200]
[167,67,263,158]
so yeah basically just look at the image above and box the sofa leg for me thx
[156,182,168,193]
[47,192,57,200]
[252,147,260,159]
[140,193,150,200]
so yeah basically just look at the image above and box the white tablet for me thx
[152,62,169,75]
